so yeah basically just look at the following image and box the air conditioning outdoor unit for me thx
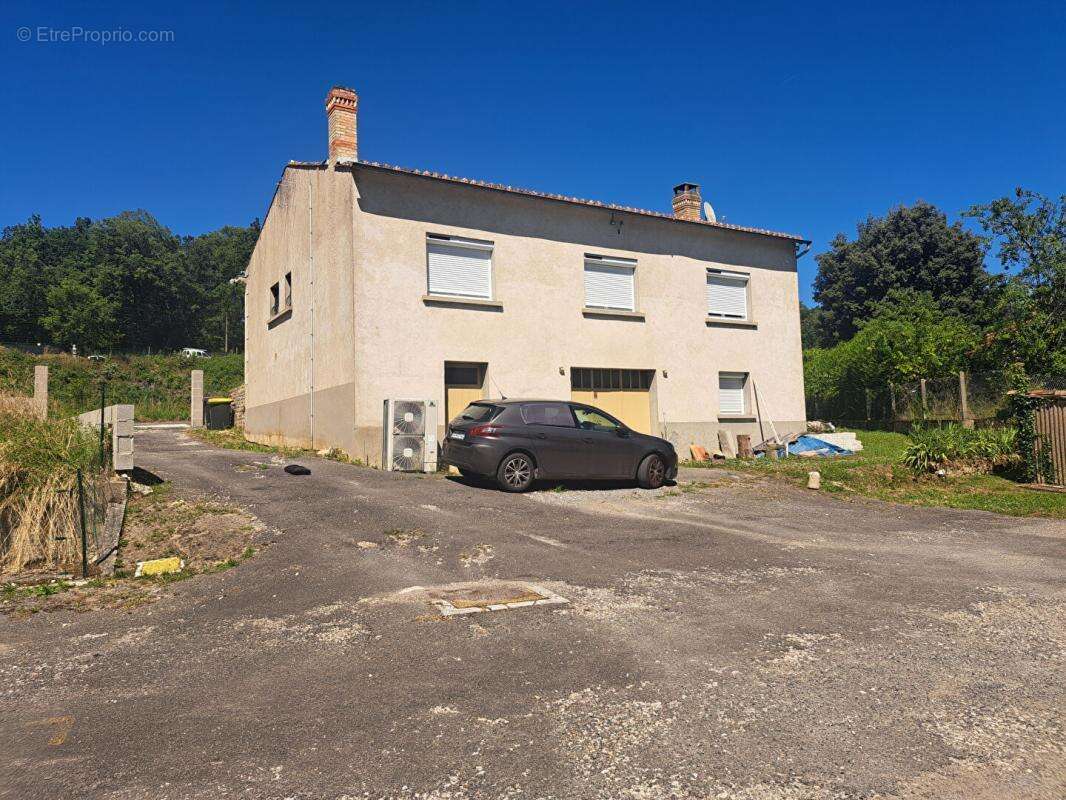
[382,399,438,472]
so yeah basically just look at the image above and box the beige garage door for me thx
[571,368,653,434]
[445,363,486,423]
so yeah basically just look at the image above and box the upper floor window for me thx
[706,269,749,320]
[426,234,494,300]
[284,272,292,308]
[583,254,636,312]
[269,282,280,316]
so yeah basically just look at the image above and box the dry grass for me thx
[0,395,99,574]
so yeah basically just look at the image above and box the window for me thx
[584,255,636,311]
[426,234,493,299]
[719,372,748,415]
[706,269,749,320]
[444,364,482,386]
[269,282,280,316]
[572,406,621,432]
[570,368,653,391]
[284,272,292,308]
[521,402,576,427]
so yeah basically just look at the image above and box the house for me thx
[244,86,809,466]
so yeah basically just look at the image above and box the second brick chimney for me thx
[326,86,358,162]
[672,183,702,221]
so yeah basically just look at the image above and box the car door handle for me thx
[581,437,594,444]
[535,432,548,439]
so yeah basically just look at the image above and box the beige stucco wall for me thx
[245,162,806,466]
[244,165,358,453]
[347,166,805,465]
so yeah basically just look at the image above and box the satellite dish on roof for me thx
[703,201,717,223]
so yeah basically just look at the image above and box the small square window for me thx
[719,372,748,415]
[269,283,280,316]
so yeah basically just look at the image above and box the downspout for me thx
[309,177,315,449]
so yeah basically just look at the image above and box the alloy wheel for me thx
[648,456,665,486]
[503,456,532,488]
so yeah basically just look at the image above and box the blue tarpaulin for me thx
[756,435,854,458]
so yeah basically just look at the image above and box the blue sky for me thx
[2,0,1063,303]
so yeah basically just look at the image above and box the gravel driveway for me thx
[1,428,1064,799]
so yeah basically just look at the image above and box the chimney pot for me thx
[326,86,358,162]
[672,182,702,221]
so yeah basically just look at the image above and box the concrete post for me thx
[959,371,974,428]
[33,365,48,419]
[112,404,135,471]
[191,370,204,427]
[919,379,928,417]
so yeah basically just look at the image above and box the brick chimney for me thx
[325,86,358,162]
[672,183,702,221]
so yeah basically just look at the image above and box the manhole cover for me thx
[428,581,568,617]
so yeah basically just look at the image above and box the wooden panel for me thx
[1034,402,1066,486]
[446,386,485,423]
[571,388,651,434]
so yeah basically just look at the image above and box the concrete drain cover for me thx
[429,581,568,617]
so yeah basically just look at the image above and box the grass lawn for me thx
[685,430,1066,519]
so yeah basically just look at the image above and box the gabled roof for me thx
[286,158,808,244]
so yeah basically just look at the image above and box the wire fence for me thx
[807,371,1066,430]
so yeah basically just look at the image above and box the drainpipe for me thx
[309,178,315,449]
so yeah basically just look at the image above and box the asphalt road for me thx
[2,429,1064,799]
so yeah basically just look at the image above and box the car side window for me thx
[521,403,576,427]
[572,407,620,432]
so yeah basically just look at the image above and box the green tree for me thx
[40,278,118,352]
[813,202,988,343]
[965,189,1066,374]
[803,292,979,419]
[799,302,828,349]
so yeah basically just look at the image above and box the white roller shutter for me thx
[427,238,493,299]
[584,259,635,310]
[706,271,749,319]
[719,373,747,414]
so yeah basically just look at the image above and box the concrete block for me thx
[191,370,204,427]
[717,429,736,459]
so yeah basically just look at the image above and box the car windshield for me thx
[452,403,497,425]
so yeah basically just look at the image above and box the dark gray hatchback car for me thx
[441,399,678,492]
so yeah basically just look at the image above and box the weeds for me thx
[0,398,100,573]
[902,424,1019,474]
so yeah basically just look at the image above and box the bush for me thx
[902,424,1018,474]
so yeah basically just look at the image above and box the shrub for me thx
[902,424,1018,474]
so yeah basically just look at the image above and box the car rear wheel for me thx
[497,452,535,493]
[637,453,667,489]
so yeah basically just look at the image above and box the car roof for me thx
[476,398,573,406]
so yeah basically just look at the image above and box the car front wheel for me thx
[637,453,667,489]
[497,452,535,493]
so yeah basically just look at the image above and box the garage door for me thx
[570,368,653,434]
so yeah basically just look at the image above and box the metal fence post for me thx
[76,469,88,579]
